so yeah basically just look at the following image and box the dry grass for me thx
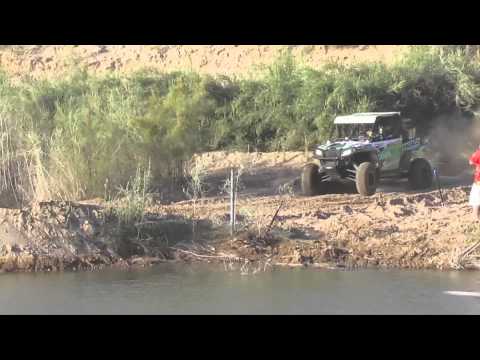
[183,156,209,242]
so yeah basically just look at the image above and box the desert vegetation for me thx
[1,45,480,207]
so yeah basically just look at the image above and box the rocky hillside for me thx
[0,45,408,79]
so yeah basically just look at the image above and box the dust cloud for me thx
[426,112,479,176]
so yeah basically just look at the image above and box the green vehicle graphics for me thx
[377,139,403,171]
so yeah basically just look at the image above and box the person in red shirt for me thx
[469,146,480,219]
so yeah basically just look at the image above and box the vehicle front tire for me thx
[408,159,433,190]
[355,162,378,196]
[301,163,325,196]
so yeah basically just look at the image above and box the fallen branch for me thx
[170,247,245,262]
[273,262,304,268]
[459,239,480,260]
[264,200,285,237]
[272,262,336,269]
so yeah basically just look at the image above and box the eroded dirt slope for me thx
[0,45,408,79]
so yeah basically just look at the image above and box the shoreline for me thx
[1,185,479,273]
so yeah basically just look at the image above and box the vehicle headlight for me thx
[315,149,324,157]
[341,149,353,157]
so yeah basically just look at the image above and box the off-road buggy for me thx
[301,112,436,196]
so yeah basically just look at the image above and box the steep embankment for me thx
[0,45,408,79]
[0,201,193,272]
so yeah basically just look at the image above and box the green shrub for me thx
[1,46,480,205]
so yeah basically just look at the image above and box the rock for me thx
[342,206,353,215]
[98,45,108,54]
[0,244,11,256]
[314,210,331,220]
[11,244,22,253]
[389,198,405,206]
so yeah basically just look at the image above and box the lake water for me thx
[1,264,479,314]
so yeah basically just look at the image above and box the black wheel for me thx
[355,162,378,196]
[301,164,325,196]
[408,159,433,190]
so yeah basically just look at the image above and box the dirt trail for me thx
[158,186,479,270]
[155,151,480,270]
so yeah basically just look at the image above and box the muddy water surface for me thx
[1,264,479,314]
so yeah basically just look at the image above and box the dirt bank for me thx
[0,201,198,272]
[156,151,480,271]
[0,45,408,80]
[1,151,479,272]
[162,187,480,271]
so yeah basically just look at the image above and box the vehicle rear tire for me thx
[355,162,378,196]
[301,164,325,196]
[408,159,433,190]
